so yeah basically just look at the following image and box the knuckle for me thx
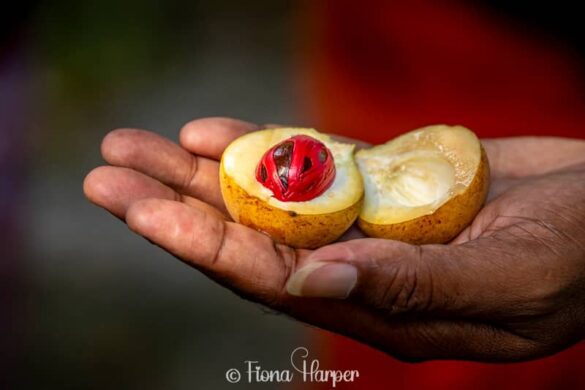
[265,243,296,310]
[179,155,199,191]
[184,210,226,267]
[231,237,295,311]
[373,249,434,314]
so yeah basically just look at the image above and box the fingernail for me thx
[286,262,357,298]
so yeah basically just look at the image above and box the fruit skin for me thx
[220,162,363,249]
[358,147,490,244]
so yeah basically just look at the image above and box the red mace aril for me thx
[256,135,336,202]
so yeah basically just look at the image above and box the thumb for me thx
[286,238,513,317]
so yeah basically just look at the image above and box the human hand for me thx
[84,118,585,362]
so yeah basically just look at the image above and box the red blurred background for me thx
[301,1,585,389]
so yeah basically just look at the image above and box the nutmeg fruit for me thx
[220,128,364,249]
[220,125,489,248]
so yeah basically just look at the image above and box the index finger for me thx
[179,117,260,160]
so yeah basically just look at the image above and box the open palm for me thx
[84,118,585,362]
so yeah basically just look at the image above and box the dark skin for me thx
[83,117,585,362]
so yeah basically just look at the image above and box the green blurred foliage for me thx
[28,0,294,167]
[14,2,301,388]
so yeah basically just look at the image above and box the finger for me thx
[125,198,297,304]
[84,166,224,220]
[101,128,225,210]
[285,238,539,319]
[482,137,585,179]
[179,117,260,160]
[84,166,176,218]
[178,118,372,159]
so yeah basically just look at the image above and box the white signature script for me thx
[225,347,360,387]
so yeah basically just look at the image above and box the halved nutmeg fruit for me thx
[356,125,489,244]
[219,125,489,248]
[220,128,363,249]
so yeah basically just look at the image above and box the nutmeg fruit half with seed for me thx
[219,128,364,248]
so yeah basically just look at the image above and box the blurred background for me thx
[1,1,584,389]
[2,1,306,389]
